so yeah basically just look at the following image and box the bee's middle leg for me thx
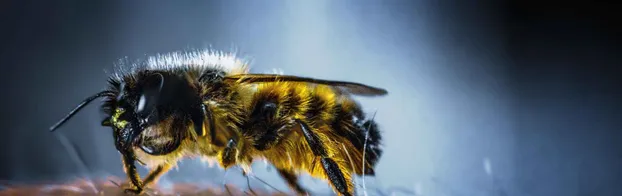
[142,164,173,189]
[219,138,238,169]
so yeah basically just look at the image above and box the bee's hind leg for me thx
[295,119,353,196]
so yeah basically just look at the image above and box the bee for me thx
[49,50,387,196]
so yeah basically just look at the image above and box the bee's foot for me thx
[123,188,144,195]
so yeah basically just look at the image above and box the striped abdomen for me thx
[240,82,383,175]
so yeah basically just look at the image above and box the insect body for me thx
[50,50,387,196]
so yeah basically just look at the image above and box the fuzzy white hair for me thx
[145,49,250,75]
[110,49,251,80]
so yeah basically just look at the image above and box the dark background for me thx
[1,1,620,195]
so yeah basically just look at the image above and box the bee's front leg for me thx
[121,153,145,195]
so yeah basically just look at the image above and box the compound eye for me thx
[137,94,147,113]
[135,73,164,119]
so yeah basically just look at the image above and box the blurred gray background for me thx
[1,0,620,196]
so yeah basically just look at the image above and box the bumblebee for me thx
[50,50,387,196]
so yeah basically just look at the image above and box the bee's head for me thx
[105,72,173,152]
[50,71,217,154]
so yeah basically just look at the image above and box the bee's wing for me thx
[224,74,388,97]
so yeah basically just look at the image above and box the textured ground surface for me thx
[0,177,289,196]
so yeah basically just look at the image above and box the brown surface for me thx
[0,177,289,196]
